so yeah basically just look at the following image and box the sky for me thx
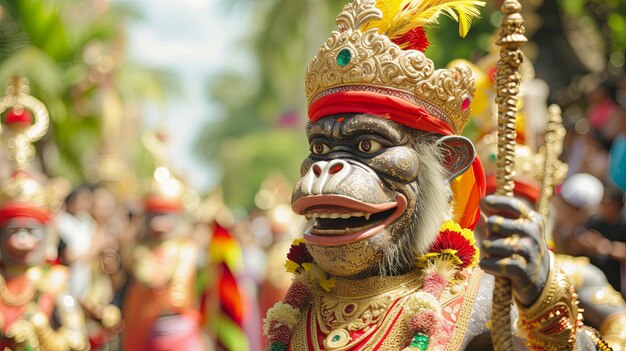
[119,0,253,192]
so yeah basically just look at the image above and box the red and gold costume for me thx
[121,155,206,351]
[280,234,484,351]
[0,78,89,351]
[263,1,597,350]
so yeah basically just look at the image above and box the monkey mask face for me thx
[292,114,475,278]
[0,217,52,267]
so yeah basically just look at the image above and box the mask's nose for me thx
[300,159,351,195]
[9,229,39,251]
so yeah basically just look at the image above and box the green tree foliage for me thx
[558,0,626,71]
[0,0,172,184]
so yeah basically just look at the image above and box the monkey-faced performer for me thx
[263,1,600,350]
[121,167,206,351]
[0,78,89,351]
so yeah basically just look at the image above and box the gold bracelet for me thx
[516,252,582,351]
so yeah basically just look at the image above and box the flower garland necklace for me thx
[263,220,479,351]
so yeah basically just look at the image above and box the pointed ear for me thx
[437,136,476,181]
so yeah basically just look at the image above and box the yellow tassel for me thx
[362,0,485,39]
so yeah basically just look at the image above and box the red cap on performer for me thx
[144,166,185,214]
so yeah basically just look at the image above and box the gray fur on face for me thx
[377,137,449,276]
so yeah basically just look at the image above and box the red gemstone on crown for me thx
[462,98,470,111]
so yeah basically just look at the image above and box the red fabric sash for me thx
[485,175,541,204]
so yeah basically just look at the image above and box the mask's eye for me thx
[358,139,382,153]
[311,142,331,155]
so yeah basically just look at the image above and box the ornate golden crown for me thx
[305,0,484,133]
[0,77,52,219]
[142,130,193,213]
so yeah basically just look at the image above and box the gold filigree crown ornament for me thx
[0,77,52,225]
[306,0,485,135]
[305,0,486,229]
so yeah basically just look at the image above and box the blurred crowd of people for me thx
[38,171,300,350]
[552,75,626,296]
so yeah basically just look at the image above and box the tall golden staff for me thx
[492,0,527,349]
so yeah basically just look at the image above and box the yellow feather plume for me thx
[362,0,485,39]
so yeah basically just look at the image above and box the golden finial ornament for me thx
[0,77,52,209]
[0,77,50,170]
[492,0,527,349]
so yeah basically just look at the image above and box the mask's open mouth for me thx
[307,206,396,235]
[292,193,407,246]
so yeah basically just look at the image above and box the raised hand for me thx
[478,194,551,307]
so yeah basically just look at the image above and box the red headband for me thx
[144,196,183,214]
[0,202,51,226]
[309,90,455,136]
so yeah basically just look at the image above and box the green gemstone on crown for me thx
[410,332,429,350]
[336,49,352,67]
[332,334,341,342]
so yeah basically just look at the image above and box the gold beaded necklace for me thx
[0,267,42,307]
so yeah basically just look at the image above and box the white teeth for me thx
[345,227,352,234]
[304,211,374,220]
